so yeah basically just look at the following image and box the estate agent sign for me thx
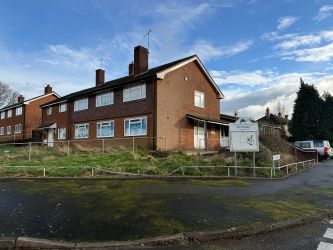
[229,117,259,152]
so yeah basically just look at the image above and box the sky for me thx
[0,0,333,119]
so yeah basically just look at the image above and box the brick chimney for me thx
[265,107,270,118]
[128,62,134,75]
[285,115,288,119]
[278,112,282,118]
[96,69,105,86]
[133,46,148,75]
[44,84,52,94]
[18,95,24,103]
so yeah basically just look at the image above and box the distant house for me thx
[257,107,291,138]
[40,45,229,150]
[0,85,59,142]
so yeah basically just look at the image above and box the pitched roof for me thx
[220,113,237,123]
[0,92,60,112]
[42,54,223,107]
[257,114,289,125]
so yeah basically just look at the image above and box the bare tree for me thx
[273,100,287,115]
[0,82,20,108]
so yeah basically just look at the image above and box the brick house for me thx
[40,46,227,150]
[257,107,291,138]
[0,85,59,142]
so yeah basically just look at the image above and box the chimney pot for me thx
[96,69,105,86]
[265,107,270,118]
[278,112,282,117]
[44,84,53,94]
[285,115,288,119]
[133,46,148,75]
[18,95,24,103]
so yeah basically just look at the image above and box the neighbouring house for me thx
[0,85,60,142]
[40,45,227,150]
[257,107,291,138]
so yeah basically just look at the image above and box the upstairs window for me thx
[15,124,22,134]
[16,107,22,116]
[7,110,12,118]
[59,103,67,113]
[47,106,52,115]
[96,92,113,107]
[74,98,88,112]
[124,117,147,136]
[97,120,114,138]
[7,126,11,135]
[74,123,89,139]
[0,112,4,119]
[123,83,146,102]
[0,127,4,135]
[194,90,205,108]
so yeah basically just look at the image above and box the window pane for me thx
[125,120,129,135]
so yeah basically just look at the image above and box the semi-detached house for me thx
[40,46,229,150]
[0,85,59,143]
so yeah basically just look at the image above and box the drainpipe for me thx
[204,121,207,150]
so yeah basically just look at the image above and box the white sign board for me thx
[273,154,281,161]
[229,117,259,152]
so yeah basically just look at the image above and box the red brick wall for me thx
[0,106,25,142]
[156,61,221,150]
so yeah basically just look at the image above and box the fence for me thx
[0,137,167,161]
[0,159,316,178]
[170,159,316,178]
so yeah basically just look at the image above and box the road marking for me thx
[324,228,333,240]
[318,242,333,250]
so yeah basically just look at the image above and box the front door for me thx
[47,129,54,147]
[194,121,205,149]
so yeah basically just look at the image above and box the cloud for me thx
[314,4,333,22]
[277,16,298,30]
[188,40,253,61]
[269,29,333,62]
[216,69,333,119]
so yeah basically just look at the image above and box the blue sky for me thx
[0,0,333,118]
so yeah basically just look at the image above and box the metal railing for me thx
[0,137,167,161]
[169,159,317,178]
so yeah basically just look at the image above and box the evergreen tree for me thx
[291,78,323,141]
[320,92,333,142]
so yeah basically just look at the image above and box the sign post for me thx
[229,117,259,177]
[272,154,281,176]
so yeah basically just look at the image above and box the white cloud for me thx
[269,29,333,62]
[277,16,298,30]
[314,4,333,22]
[188,40,253,61]
[217,69,333,119]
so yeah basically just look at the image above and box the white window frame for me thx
[123,83,146,102]
[15,124,22,134]
[59,103,67,113]
[74,123,89,139]
[16,107,23,116]
[74,98,88,112]
[7,109,12,118]
[7,126,11,135]
[194,90,205,108]
[96,92,114,107]
[96,120,114,138]
[58,128,66,140]
[47,106,52,115]
[0,112,4,119]
[0,127,4,135]
[124,116,147,136]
